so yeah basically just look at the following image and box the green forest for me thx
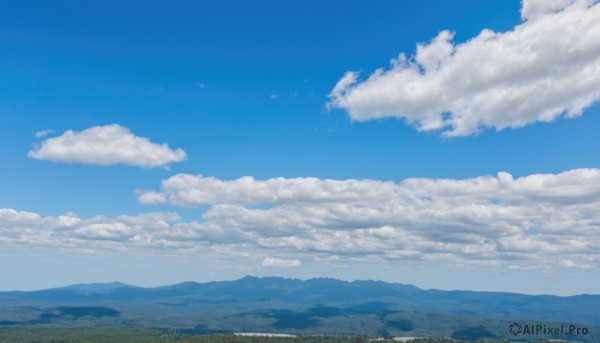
[0,327,580,343]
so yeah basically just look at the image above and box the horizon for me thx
[2,0,600,297]
[6,275,600,297]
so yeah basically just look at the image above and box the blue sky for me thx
[1,0,600,295]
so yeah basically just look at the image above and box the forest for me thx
[0,327,573,343]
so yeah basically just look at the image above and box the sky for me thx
[1,0,600,295]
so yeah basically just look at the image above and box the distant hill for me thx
[54,281,136,292]
[0,276,598,341]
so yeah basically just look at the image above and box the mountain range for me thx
[0,276,598,341]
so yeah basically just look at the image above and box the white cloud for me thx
[0,208,254,260]
[135,168,600,269]
[327,0,600,136]
[74,223,136,241]
[262,257,301,268]
[2,169,600,271]
[34,129,54,138]
[560,258,593,269]
[28,124,187,168]
[521,0,596,21]
[138,169,600,208]
[136,174,401,207]
[136,190,167,204]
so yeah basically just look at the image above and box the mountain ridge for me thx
[0,275,598,326]
[10,275,597,297]
[1,276,599,341]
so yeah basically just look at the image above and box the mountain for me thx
[0,276,597,324]
[54,281,136,292]
[0,276,598,341]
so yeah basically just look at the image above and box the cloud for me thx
[28,124,187,168]
[2,169,600,271]
[560,258,593,269]
[138,169,600,208]
[136,190,167,204]
[136,174,401,207]
[327,0,600,136]
[262,257,301,268]
[135,168,600,270]
[0,208,254,261]
[34,129,55,138]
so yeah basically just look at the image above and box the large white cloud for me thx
[327,0,600,136]
[138,169,600,208]
[28,124,187,168]
[137,174,400,206]
[0,209,255,261]
[2,169,600,270]
[135,168,600,269]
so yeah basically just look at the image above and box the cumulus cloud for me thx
[2,169,600,270]
[0,209,248,254]
[136,169,600,270]
[136,190,167,204]
[327,0,600,136]
[28,124,187,168]
[262,257,301,268]
[136,174,399,207]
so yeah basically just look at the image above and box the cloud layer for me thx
[28,124,187,168]
[132,168,600,270]
[327,0,600,136]
[4,169,600,271]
